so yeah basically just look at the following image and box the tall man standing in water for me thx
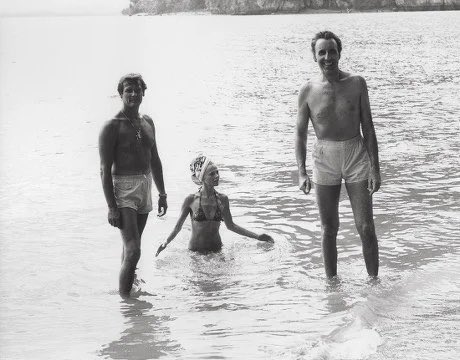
[295,31,381,278]
[99,74,167,298]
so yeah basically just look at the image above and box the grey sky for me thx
[0,0,127,16]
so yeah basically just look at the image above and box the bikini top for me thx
[192,190,223,222]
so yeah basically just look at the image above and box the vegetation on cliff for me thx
[122,0,459,15]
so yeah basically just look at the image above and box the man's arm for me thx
[146,116,167,215]
[295,83,312,194]
[98,120,120,227]
[359,77,381,194]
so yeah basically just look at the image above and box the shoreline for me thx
[127,8,458,16]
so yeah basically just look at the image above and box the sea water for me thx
[0,11,459,360]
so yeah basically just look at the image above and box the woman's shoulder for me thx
[215,191,229,203]
[183,193,197,205]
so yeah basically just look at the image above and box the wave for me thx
[300,253,459,360]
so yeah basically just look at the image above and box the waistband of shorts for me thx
[315,134,362,147]
[112,171,151,181]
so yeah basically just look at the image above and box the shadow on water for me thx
[99,298,181,360]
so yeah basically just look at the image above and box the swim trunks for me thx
[113,173,153,213]
[312,135,370,186]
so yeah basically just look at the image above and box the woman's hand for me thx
[156,242,167,257]
[258,234,274,243]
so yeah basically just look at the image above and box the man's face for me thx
[314,38,340,73]
[121,81,143,107]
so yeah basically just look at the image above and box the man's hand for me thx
[156,242,167,257]
[368,169,381,195]
[108,207,121,228]
[299,173,312,194]
[158,195,168,217]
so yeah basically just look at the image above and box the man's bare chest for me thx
[117,121,155,150]
[308,84,360,121]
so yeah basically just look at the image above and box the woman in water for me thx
[156,155,273,256]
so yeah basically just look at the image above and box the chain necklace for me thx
[121,110,142,141]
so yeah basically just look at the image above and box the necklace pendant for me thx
[136,130,142,141]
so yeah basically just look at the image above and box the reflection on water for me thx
[323,278,350,314]
[0,11,459,360]
[100,299,180,359]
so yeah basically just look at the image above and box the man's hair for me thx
[311,31,342,56]
[117,73,147,95]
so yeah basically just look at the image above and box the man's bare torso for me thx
[305,72,364,141]
[112,115,156,175]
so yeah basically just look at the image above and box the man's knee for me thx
[321,222,339,239]
[320,215,339,237]
[356,222,377,242]
[123,246,141,265]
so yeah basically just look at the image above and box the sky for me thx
[0,0,128,16]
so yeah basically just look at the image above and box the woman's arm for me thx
[156,195,193,256]
[221,195,273,242]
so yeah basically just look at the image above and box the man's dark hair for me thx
[311,31,342,56]
[117,73,147,96]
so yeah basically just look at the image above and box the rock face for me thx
[394,0,458,10]
[123,0,460,15]
[205,0,304,15]
[123,0,205,15]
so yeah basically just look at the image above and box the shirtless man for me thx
[295,31,381,278]
[99,73,167,298]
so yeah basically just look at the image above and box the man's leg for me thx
[315,184,342,278]
[137,213,149,237]
[345,180,379,277]
[119,208,142,298]
[121,214,149,263]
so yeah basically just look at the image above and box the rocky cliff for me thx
[122,0,459,15]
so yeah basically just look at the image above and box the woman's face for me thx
[203,163,219,187]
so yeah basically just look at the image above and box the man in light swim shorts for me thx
[295,31,381,278]
[99,73,167,298]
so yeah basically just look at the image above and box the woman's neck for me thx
[200,184,215,197]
